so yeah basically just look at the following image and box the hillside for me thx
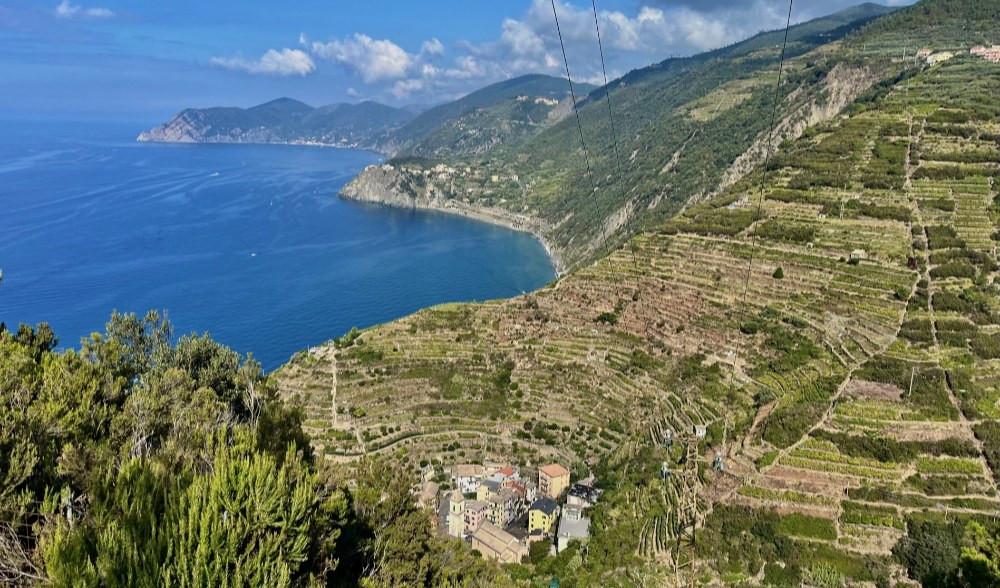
[6,0,1000,586]
[137,98,415,148]
[387,73,594,157]
[341,4,902,270]
[278,1,1000,584]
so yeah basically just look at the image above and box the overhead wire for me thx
[590,0,644,296]
[550,0,597,190]
[720,0,796,468]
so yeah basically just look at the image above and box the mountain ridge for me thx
[136,73,593,155]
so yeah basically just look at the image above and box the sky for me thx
[0,0,916,121]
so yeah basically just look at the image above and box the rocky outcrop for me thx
[713,64,882,196]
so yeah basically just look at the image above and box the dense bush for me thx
[973,422,1000,484]
[970,333,1000,360]
[0,317,500,587]
[925,225,966,250]
[930,261,977,280]
[755,219,816,244]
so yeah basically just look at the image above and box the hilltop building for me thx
[538,463,570,499]
[926,51,955,65]
[971,45,1000,63]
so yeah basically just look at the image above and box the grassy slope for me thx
[388,74,594,155]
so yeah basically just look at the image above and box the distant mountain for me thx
[387,74,595,156]
[137,98,415,149]
[138,74,591,156]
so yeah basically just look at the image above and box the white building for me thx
[451,464,484,494]
[556,506,591,553]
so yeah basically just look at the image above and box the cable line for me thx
[590,0,644,294]
[719,0,796,471]
[550,0,595,187]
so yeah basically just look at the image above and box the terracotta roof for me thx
[539,463,570,478]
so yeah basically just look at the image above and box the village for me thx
[411,461,602,563]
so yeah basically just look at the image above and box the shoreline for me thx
[344,194,565,277]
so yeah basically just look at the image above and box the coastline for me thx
[382,198,565,277]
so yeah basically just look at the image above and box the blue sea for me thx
[0,120,556,370]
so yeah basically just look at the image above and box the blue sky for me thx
[0,0,915,120]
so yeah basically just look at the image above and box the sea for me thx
[0,120,556,371]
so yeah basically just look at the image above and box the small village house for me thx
[477,479,502,501]
[463,500,489,536]
[567,482,602,509]
[451,464,484,494]
[538,463,570,499]
[556,506,591,553]
[528,497,559,535]
[488,487,522,528]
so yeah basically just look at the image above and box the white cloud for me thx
[54,0,114,19]
[210,48,315,77]
[391,78,425,100]
[420,38,445,57]
[311,34,413,83]
[298,0,911,104]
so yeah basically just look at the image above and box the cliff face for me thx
[340,164,446,209]
[138,110,238,143]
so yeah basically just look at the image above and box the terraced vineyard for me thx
[276,7,1000,585]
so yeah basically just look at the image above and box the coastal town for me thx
[412,461,601,563]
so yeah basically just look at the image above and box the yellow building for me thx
[538,463,570,499]
[528,497,559,535]
[476,479,501,501]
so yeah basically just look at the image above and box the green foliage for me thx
[776,513,837,541]
[0,316,500,587]
[926,225,966,250]
[931,261,977,280]
[754,219,816,244]
[772,267,784,279]
[893,514,965,586]
[973,422,1000,485]
[761,375,840,448]
[961,522,1000,586]
[333,327,362,349]
[970,333,1000,360]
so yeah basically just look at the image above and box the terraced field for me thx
[725,57,1000,572]
[276,45,999,586]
